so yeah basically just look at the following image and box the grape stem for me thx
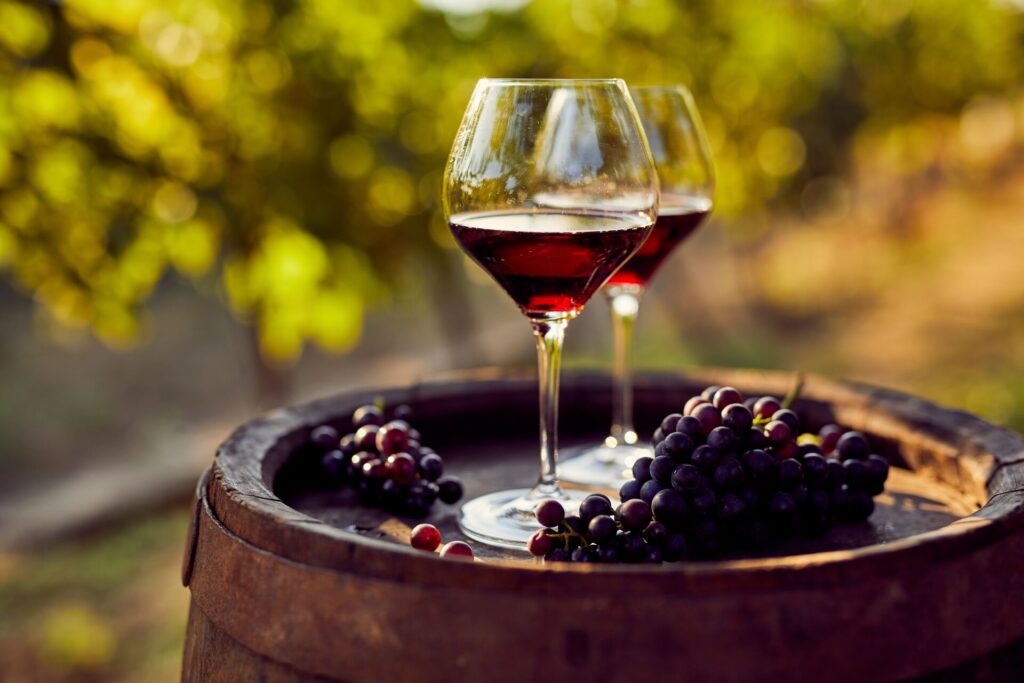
[780,373,806,410]
[548,527,587,551]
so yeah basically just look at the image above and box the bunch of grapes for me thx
[303,403,464,518]
[527,494,687,564]
[529,385,890,564]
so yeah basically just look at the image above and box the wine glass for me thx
[444,79,659,548]
[559,84,715,488]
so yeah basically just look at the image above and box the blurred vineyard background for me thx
[2,0,1024,680]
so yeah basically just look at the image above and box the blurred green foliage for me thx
[0,0,1020,362]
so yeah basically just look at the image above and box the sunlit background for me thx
[1,0,1023,680]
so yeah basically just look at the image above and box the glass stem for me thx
[531,317,569,495]
[608,287,643,447]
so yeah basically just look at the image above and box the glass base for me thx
[459,486,590,549]
[558,442,654,488]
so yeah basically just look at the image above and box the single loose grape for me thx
[410,524,442,552]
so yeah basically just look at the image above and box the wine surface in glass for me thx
[450,210,652,316]
[606,195,711,287]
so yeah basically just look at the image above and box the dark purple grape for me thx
[836,431,870,461]
[588,514,617,542]
[645,545,664,564]
[631,456,654,483]
[753,396,781,420]
[339,433,357,456]
[619,531,646,559]
[376,422,411,456]
[740,488,761,512]
[700,385,721,401]
[640,479,665,505]
[867,454,890,481]
[407,427,422,443]
[642,521,668,546]
[527,529,552,557]
[865,454,889,494]
[707,426,737,454]
[579,494,613,523]
[650,455,676,484]
[311,425,340,449]
[799,443,822,457]
[418,482,439,505]
[777,458,803,490]
[352,405,384,428]
[718,493,747,521]
[320,450,346,478]
[819,423,846,454]
[349,451,376,472]
[652,427,665,446]
[402,491,430,517]
[354,425,380,452]
[692,403,722,436]
[436,476,463,504]
[746,427,769,450]
[802,453,828,486]
[671,463,701,493]
[546,547,570,562]
[597,545,620,563]
[651,489,687,527]
[791,483,809,505]
[535,499,565,527]
[742,449,776,484]
[619,499,652,531]
[767,491,797,524]
[684,396,710,416]
[660,432,695,460]
[722,403,754,433]
[804,488,830,517]
[393,404,414,421]
[619,479,643,502]
[825,458,846,488]
[847,490,875,520]
[713,456,745,491]
[691,517,719,543]
[675,415,704,442]
[691,445,721,474]
[843,458,871,489]
[712,386,744,410]
[771,409,800,434]
[418,453,444,482]
[386,453,417,485]
[561,514,586,536]
[570,547,589,563]
[830,485,853,519]
[743,396,758,410]
[660,413,683,434]
[764,420,792,446]
[690,488,717,516]
[662,533,688,561]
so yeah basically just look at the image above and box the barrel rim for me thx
[207,368,1024,592]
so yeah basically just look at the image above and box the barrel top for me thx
[202,368,1024,593]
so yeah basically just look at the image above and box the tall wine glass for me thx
[559,85,715,488]
[444,79,659,548]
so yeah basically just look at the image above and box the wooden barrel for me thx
[181,369,1024,683]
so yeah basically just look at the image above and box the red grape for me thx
[439,541,474,560]
[410,524,441,552]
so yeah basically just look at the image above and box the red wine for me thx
[606,195,711,287]
[450,210,652,317]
